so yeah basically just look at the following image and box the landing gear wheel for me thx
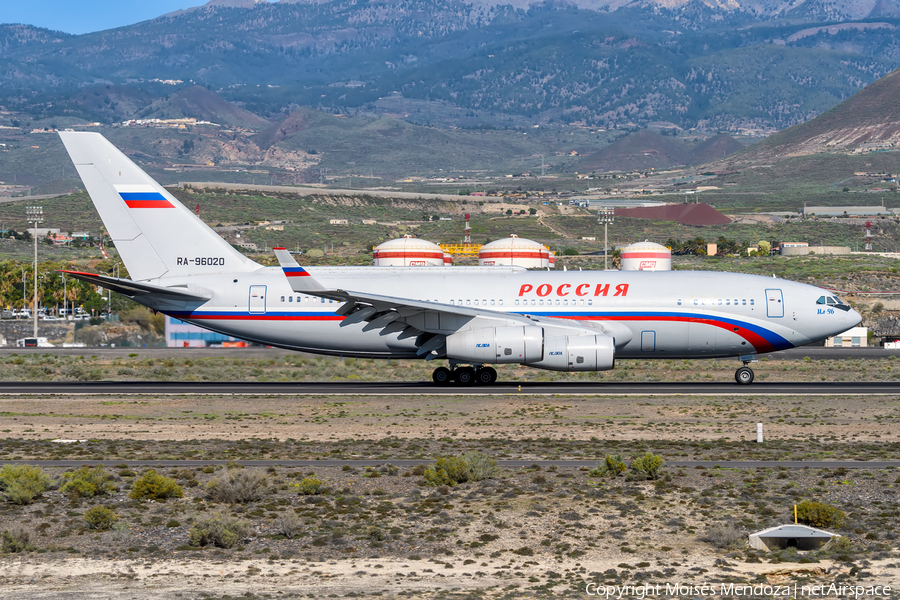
[476,366,498,385]
[432,367,452,386]
[735,366,755,385]
[454,366,476,386]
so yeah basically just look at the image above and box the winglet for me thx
[272,248,325,292]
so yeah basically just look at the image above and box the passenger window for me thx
[725,299,730,305]
[288,297,293,302]
[466,299,471,306]
[555,299,560,306]
[693,299,698,306]
[718,299,723,306]
[531,299,536,306]
[280,296,285,302]
[579,299,584,306]
[677,299,682,305]
[539,299,544,306]
[588,299,592,306]
[750,299,754,306]
[499,299,503,306]
[491,299,495,306]
[515,299,519,306]
[742,299,746,305]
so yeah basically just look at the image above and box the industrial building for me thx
[373,236,449,267]
[478,235,555,268]
[825,326,868,348]
[620,241,671,271]
[165,316,246,347]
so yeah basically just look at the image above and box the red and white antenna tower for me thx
[464,213,471,245]
[865,221,872,252]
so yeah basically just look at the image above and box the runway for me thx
[0,380,896,395]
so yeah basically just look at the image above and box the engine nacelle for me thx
[445,326,543,364]
[527,335,616,372]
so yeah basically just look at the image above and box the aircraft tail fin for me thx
[273,248,326,293]
[59,131,257,281]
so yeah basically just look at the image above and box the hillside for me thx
[577,130,691,172]
[734,67,900,159]
[138,86,272,130]
[1,2,899,132]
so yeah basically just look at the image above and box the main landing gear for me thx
[735,355,756,385]
[432,365,498,386]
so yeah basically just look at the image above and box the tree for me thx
[757,240,771,255]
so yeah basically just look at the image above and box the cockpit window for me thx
[817,295,851,311]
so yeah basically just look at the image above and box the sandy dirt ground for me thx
[0,393,898,444]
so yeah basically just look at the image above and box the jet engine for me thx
[445,326,543,363]
[527,334,615,372]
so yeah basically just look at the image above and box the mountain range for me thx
[2,0,900,132]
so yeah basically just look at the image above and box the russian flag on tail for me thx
[115,185,174,208]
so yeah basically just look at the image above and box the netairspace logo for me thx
[584,582,893,598]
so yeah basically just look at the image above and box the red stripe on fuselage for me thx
[575,314,777,353]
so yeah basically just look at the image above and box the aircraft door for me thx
[765,288,784,318]
[640,331,656,352]
[249,285,267,314]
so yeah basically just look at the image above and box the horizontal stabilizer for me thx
[59,270,210,302]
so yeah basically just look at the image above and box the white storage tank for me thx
[443,252,454,266]
[620,241,671,271]
[478,234,553,268]
[373,235,446,266]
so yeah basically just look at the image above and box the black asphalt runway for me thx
[1,459,897,469]
[0,346,896,361]
[0,380,896,395]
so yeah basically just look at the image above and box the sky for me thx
[2,1,207,35]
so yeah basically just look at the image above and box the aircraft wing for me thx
[59,270,211,302]
[271,250,630,357]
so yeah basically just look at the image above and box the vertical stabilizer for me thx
[59,131,257,281]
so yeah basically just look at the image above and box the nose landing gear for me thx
[432,364,498,386]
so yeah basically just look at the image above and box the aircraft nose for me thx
[847,306,862,328]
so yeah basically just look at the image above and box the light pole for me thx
[598,208,614,271]
[60,273,67,319]
[20,266,26,313]
[26,206,43,338]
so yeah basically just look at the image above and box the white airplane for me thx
[58,131,861,385]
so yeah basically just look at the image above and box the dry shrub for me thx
[189,511,249,548]
[702,524,745,549]
[84,506,118,530]
[61,466,115,499]
[0,465,53,505]
[274,512,303,539]
[1,525,35,552]
[795,500,846,529]
[206,468,272,504]
[130,470,184,501]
